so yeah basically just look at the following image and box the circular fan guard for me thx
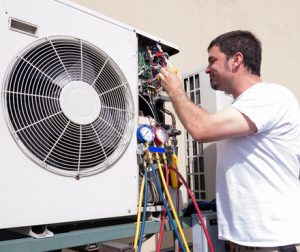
[2,36,135,177]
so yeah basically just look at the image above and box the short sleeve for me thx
[229,83,292,133]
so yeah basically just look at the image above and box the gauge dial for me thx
[154,127,169,145]
[136,124,155,143]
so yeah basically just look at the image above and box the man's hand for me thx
[157,66,182,98]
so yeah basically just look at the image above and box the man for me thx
[158,30,300,252]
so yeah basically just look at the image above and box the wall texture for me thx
[71,0,300,100]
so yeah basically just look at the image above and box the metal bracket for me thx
[9,226,54,239]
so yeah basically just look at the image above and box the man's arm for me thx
[158,67,257,142]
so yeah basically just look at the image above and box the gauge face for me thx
[155,127,169,145]
[137,125,155,143]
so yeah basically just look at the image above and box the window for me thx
[184,72,206,200]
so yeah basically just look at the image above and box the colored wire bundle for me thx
[151,163,186,252]
[138,93,156,119]
[154,153,190,252]
[134,148,214,252]
[148,92,160,123]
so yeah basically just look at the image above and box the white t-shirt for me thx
[216,82,300,247]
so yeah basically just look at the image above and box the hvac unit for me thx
[0,0,178,229]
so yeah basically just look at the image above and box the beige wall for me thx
[70,1,300,251]
[71,0,300,99]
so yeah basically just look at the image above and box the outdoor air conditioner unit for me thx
[0,0,178,229]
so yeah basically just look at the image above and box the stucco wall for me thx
[71,0,300,100]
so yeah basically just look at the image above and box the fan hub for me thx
[59,81,100,125]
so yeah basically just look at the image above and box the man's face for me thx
[205,45,232,91]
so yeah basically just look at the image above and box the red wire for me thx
[157,161,169,252]
[168,167,215,252]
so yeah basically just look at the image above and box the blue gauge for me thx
[136,124,155,143]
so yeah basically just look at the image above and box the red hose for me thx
[168,167,215,252]
[157,210,167,252]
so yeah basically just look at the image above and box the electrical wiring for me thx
[138,93,156,119]
[151,163,186,252]
[133,174,145,250]
[154,152,190,252]
[147,90,160,123]
[137,163,149,252]
[168,167,215,252]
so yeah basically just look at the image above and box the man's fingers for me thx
[157,66,173,82]
[160,67,168,73]
[163,64,172,71]
[156,72,164,81]
[160,67,169,78]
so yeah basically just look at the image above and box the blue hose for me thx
[138,164,148,252]
[151,164,186,252]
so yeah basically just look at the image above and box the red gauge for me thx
[154,127,169,145]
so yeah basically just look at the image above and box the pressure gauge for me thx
[136,124,155,143]
[154,127,169,145]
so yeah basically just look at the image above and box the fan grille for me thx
[2,36,135,177]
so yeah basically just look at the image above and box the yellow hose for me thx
[169,153,179,189]
[154,152,190,252]
[133,174,145,251]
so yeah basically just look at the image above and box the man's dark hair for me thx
[208,30,262,76]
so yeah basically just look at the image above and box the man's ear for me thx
[232,52,243,71]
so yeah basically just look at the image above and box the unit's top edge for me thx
[55,0,134,32]
[136,29,179,56]
[56,0,179,55]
